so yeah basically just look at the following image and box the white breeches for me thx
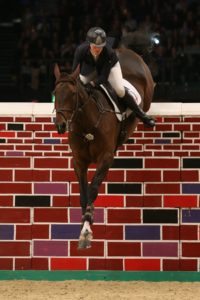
[79,62,126,98]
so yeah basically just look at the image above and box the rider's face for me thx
[90,44,103,57]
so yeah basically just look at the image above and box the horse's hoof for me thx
[78,239,87,249]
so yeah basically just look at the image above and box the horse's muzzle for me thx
[55,122,67,134]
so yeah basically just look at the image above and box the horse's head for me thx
[54,64,78,134]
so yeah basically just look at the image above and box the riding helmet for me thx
[86,27,106,47]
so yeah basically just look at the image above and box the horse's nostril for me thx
[56,122,66,134]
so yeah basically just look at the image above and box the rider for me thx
[72,26,155,127]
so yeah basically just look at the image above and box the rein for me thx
[54,76,112,131]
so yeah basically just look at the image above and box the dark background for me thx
[0,0,199,103]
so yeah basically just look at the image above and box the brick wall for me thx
[0,103,200,271]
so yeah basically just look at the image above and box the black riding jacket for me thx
[72,42,119,85]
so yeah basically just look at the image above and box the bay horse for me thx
[54,47,155,248]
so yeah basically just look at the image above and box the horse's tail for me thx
[120,30,159,57]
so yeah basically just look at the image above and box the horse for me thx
[53,47,155,249]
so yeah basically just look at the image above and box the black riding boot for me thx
[122,90,155,127]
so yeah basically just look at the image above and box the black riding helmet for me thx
[86,27,106,47]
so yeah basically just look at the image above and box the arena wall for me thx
[0,102,200,272]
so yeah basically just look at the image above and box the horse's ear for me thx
[54,63,60,80]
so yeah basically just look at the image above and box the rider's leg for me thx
[108,62,155,127]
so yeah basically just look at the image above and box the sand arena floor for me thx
[0,280,200,300]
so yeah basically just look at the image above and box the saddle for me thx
[99,80,142,122]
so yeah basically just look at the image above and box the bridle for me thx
[54,77,82,128]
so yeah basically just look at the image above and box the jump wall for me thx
[0,102,200,272]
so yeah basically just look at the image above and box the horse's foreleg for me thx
[73,160,91,249]
[86,153,114,221]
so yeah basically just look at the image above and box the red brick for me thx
[25,124,42,131]
[44,152,60,157]
[52,196,70,207]
[146,183,180,194]
[89,259,123,270]
[0,208,30,223]
[143,195,162,207]
[0,124,6,130]
[127,170,161,182]
[16,145,32,150]
[95,195,124,207]
[145,158,179,169]
[15,170,50,181]
[32,225,49,239]
[0,117,13,122]
[0,196,13,206]
[0,145,13,150]
[154,151,173,157]
[192,124,200,131]
[17,132,32,138]
[52,170,77,181]
[34,145,52,151]
[174,151,189,157]
[184,132,199,138]
[34,158,69,169]
[0,157,30,168]
[181,170,199,181]
[15,259,31,270]
[163,226,179,240]
[35,132,51,137]
[92,225,123,240]
[106,170,125,182]
[163,170,181,182]
[51,258,87,270]
[182,243,200,257]
[163,145,181,150]
[34,208,68,223]
[0,132,15,137]
[70,241,104,257]
[164,117,181,122]
[16,225,32,240]
[107,209,140,223]
[174,124,191,131]
[163,259,197,271]
[125,259,160,271]
[164,195,197,208]
[126,196,143,207]
[0,242,30,256]
[180,225,198,240]
[44,124,56,131]
[155,124,173,131]
[0,258,13,270]
[69,195,80,207]
[0,183,31,194]
[15,117,32,122]
[108,242,140,256]
[184,117,200,123]
[32,258,49,270]
[35,117,52,122]
[0,169,12,181]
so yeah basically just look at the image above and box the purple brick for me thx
[0,225,14,240]
[155,139,171,144]
[125,226,160,240]
[182,184,200,194]
[44,139,60,144]
[143,242,178,257]
[70,208,104,223]
[182,209,200,223]
[6,151,24,156]
[34,241,68,256]
[52,225,80,239]
[34,183,68,194]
